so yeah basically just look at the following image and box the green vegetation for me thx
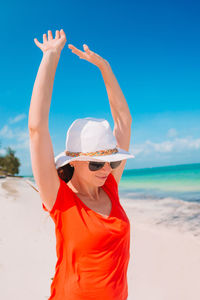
[0,146,21,176]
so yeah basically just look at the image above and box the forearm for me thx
[28,50,60,131]
[100,63,132,124]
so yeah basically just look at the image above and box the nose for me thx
[102,162,112,171]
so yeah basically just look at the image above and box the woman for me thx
[28,29,134,300]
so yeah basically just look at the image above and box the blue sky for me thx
[0,0,200,175]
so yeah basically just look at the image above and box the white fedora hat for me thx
[55,117,135,169]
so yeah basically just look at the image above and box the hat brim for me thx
[55,147,135,169]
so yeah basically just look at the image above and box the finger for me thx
[72,48,85,58]
[43,33,47,43]
[48,30,53,40]
[60,29,66,41]
[68,44,84,55]
[68,44,74,49]
[83,44,95,57]
[55,30,60,39]
[34,38,42,49]
[83,44,91,54]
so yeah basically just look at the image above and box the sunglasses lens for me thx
[88,160,122,171]
[89,161,105,171]
[110,160,122,169]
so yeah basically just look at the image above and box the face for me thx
[70,160,113,186]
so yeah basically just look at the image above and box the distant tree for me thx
[0,141,5,175]
[0,147,20,175]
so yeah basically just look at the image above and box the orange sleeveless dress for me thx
[42,173,130,300]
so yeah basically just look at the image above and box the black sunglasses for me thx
[88,160,122,171]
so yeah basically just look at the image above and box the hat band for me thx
[65,147,118,157]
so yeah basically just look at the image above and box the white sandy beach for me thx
[0,177,200,300]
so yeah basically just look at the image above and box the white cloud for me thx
[131,136,200,156]
[9,129,30,150]
[167,128,178,138]
[146,139,173,153]
[0,123,29,150]
[0,125,14,138]
[0,148,6,155]
[16,130,29,142]
[9,114,26,124]
[0,121,30,175]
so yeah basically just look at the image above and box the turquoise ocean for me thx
[119,163,200,239]
[25,163,200,239]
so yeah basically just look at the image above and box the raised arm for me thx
[68,44,132,184]
[28,29,67,212]
[99,63,132,184]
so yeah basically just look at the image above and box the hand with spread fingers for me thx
[34,29,67,56]
[68,43,110,69]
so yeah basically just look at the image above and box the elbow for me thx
[122,112,133,125]
[28,124,48,134]
[28,123,39,132]
[128,115,133,124]
[126,113,133,126]
[28,126,40,137]
[122,114,133,126]
[28,116,49,132]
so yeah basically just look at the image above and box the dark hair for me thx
[57,163,74,183]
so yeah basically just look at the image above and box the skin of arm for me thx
[28,50,60,131]
[29,29,66,130]
[28,29,67,211]
[67,43,132,128]
[68,44,133,184]
[99,63,132,184]
[99,63,132,125]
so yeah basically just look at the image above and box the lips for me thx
[96,175,107,179]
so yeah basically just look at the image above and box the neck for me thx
[70,175,101,201]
